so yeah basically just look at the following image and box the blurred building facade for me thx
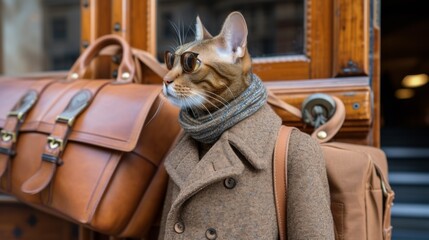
[0,0,80,75]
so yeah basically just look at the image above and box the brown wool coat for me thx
[158,104,335,239]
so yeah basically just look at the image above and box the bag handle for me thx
[267,91,346,143]
[273,126,294,240]
[99,46,168,83]
[67,34,135,83]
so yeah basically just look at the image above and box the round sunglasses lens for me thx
[182,52,197,73]
[164,51,175,70]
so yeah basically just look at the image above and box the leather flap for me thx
[0,79,164,152]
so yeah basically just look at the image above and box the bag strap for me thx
[273,126,294,240]
[0,79,54,191]
[310,96,346,143]
[267,91,346,143]
[267,91,302,119]
[99,46,168,82]
[21,81,110,194]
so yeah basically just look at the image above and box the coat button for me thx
[224,177,236,189]
[205,228,217,239]
[174,222,185,234]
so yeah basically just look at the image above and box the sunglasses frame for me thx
[164,51,201,73]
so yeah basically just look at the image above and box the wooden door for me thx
[80,0,380,147]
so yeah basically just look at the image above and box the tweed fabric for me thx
[179,74,267,143]
[159,104,335,239]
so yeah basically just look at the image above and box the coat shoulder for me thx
[287,128,324,170]
[285,128,335,239]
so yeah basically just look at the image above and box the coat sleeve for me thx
[286,129,335,239]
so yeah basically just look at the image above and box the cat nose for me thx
[163,75,174,85]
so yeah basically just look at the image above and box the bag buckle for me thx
[0,130,16,143]
[46,136,64,151]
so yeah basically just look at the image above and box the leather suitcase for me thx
[0,35,180,237]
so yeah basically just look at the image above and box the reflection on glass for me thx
[157,0,305,60]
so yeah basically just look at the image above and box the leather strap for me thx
[132,48,168,80]
[267,92,346,143]
[267,90,302,119]
[273,126,294,240]
[99,46,168,81]
[311,96,346,143]
[0,79,54,191]
[21,81,109,194]
[67,34,135,83]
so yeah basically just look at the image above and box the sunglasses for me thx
[164,51,201,73]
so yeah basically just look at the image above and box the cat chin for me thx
[163,84,206,109]
[165,94,205,110]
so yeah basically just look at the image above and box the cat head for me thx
[163,11,252,112]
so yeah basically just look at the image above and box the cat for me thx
[158,12,335,239]
[161,11,269,150]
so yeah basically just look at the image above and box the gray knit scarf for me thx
[179,74,267,144]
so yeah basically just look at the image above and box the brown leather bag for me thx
[270,94,395,240]
[0,34,180,237]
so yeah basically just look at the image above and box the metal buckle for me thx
[0,130,16,143]
[47,137,64,151]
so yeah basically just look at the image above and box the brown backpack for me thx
[269,93,395,240]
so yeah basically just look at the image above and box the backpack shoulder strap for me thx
[274,126,294,240]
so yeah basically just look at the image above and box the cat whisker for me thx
[184,97,198,119]
[193,91,228,109]
[202,91,230,107]
[181,19,185,45]
[184,22,193,42]
[219,82,236,100]
[189,95,213,119]
[189,25,196,36]
[169,20,183,46]
[144,94,165,127]
[191,91,222,111]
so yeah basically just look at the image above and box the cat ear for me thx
[218,12,248,59]
[195,16,213,41]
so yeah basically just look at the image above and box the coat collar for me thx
[164,104,281,216]
[165,104,281,187]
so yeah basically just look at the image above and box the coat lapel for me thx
[165,132,246,218]
[164,104,282,218]
[164,135,199,190]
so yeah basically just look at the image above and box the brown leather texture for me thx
[273,126,293,240]
[272,96,394,240]
[0,35,181,238]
